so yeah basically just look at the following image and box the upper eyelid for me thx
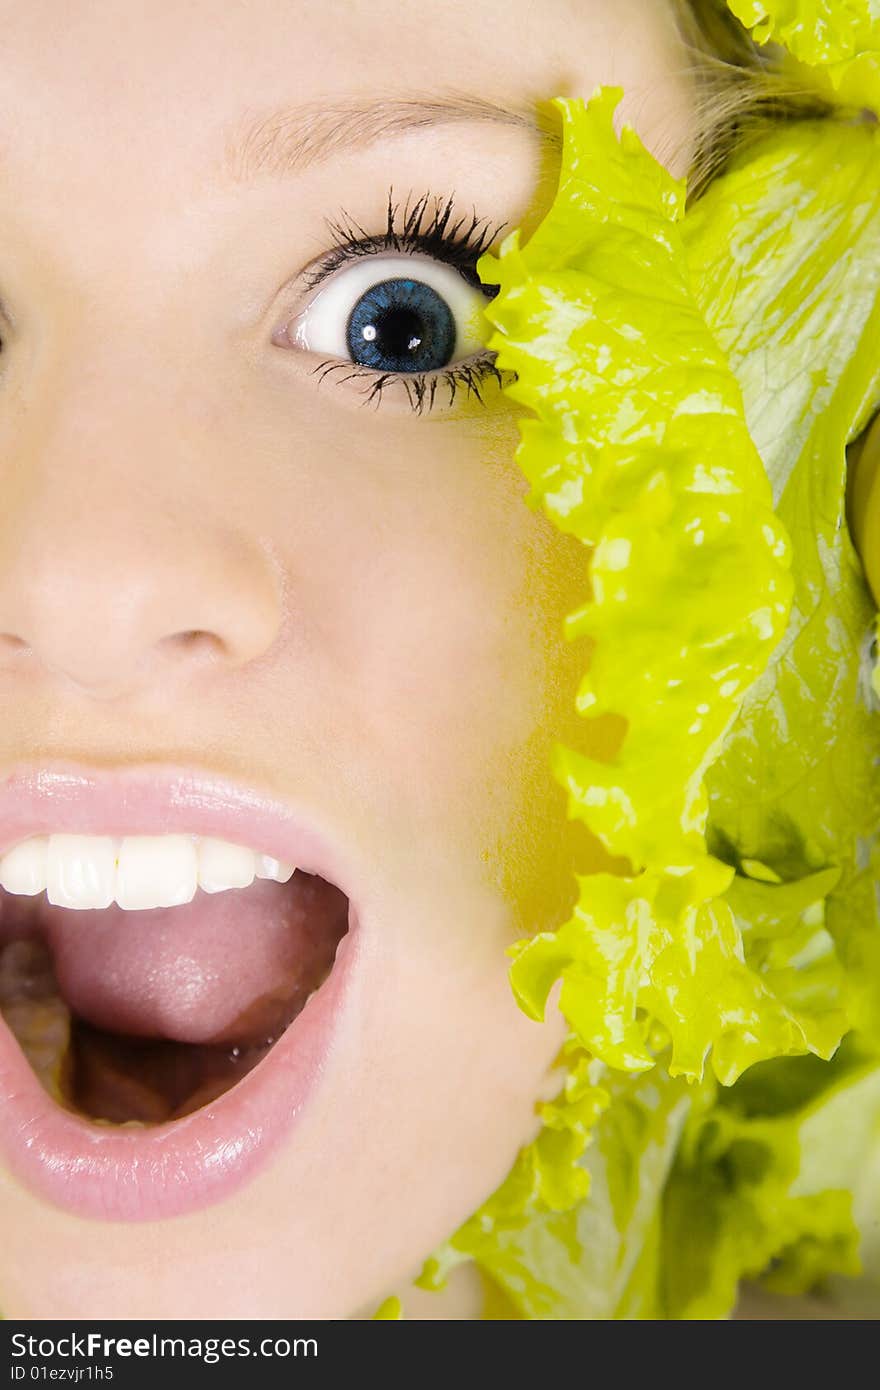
[297,189,508,295]
[298,244,497,302]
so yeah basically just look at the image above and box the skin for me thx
[3,0,839,1322]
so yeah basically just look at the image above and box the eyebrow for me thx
[222,92,561,183]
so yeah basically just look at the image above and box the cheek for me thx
[318,407,622,932]
[339,419,590,784]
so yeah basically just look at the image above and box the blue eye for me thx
[288,253,491,375]
[346,277,455,374]
[279,190,512,414]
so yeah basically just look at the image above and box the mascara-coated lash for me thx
[304,187,508,294]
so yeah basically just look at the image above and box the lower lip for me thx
[0,901,359,1222]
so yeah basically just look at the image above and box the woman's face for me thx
[0,0,697,1318]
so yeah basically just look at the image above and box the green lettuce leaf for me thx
[419,87,877,1319]
[478,86,848,1092]
[419,1058,694,1319]
[792,1058,880,1312]
[372,1295,404,1319]
[660,1039,880,1317]
[683,117,880,1045]
[661,1077,861,1318]
[727,0,880,64]
[414,10,880,1322]
[726,0,880,109]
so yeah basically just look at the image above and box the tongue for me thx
[29,873,348,1046]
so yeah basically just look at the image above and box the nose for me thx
[0,345,283,701]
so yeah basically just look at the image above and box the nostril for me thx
[158,630,225,661]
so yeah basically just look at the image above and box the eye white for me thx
[290,253,490,364]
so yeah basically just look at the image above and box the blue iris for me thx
[346,278,456,373]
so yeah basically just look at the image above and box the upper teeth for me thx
[0,834,296,911]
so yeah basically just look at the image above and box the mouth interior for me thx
[0,869,350,1126]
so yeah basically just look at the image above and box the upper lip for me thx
[0,759,357,903]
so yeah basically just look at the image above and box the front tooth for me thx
[0,836,49,896]
[47,834,116,909]
[1,834,290,908]
[116,835,197,910]
[255,853,295,884]
[198,838,256,894]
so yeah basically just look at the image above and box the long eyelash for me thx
[304,187,508,293]
[304,188,516,414]
[310,355,507,416]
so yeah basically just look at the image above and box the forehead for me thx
[0,0,694,322]
[0,0,690,188]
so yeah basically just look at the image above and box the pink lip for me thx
[0,761,362,1222]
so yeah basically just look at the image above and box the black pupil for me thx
[346,277,456,374]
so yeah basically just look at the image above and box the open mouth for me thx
[0,840,350,1126]
[0,764,362,1222]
